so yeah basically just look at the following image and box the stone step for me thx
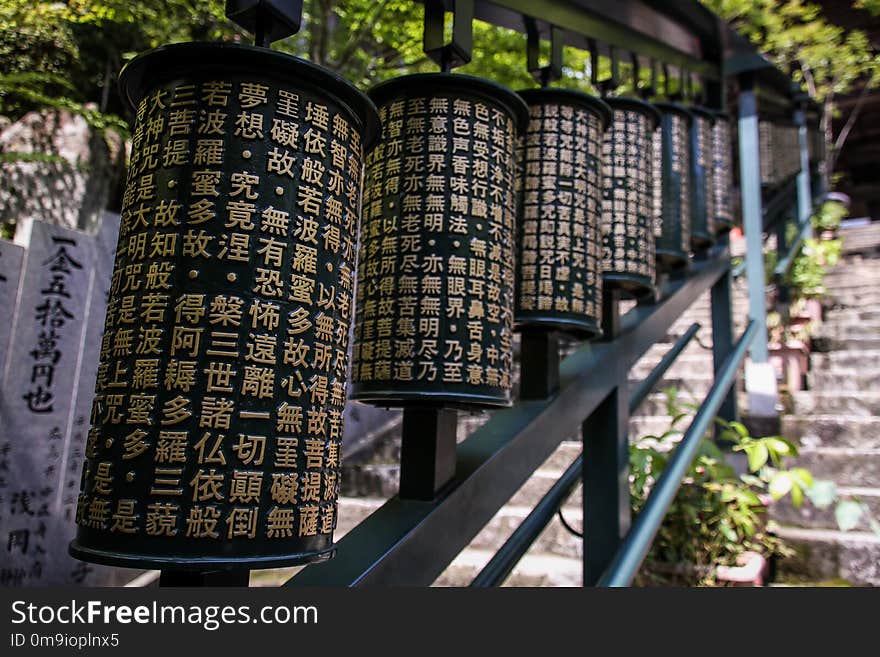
[819,309,880,323]
[810,349,880,370]
[792,391,880,416]
[789,447,880,488]
[628,374,716,397]
[435,548,581,587]
[769,487,880,532]
[827,294,880,308]
[630,415,688,439]
[812,336,880,351]
[337,496,387,534]
[808,369,880,391]
[773,526,880,586]
[538,440,581,473]
[341,463,399,497]
[814,325,880,340]
[466,505,583,558]
[782,415,880,450]
[631,353,719,378]
[632,390,739,417]
[507,472,583,510]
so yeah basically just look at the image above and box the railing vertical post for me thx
[519,329,560,400]
[794,105,814,234]
[398,407,458,501]
[775,214,791,305]
[737,74,778,417]
[582,289,630,585]
[710,239,738,437]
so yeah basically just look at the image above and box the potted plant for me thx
[767,311,811,392]
[631,389,880,586]
[630,391,809,586]
[812,200,847,241]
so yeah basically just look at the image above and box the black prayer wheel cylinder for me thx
[514,89,610,338]
[69,43,379,570]
[712,112,735,234]
[653,102,692,271]
[350,74,527,407]
[688,106,716,250]
[600,97,660,297]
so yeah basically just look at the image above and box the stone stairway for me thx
[771,224,880,585]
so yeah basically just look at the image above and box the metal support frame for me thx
[582,289,628,586]
[399,408,458,501]
[738,74,778,417]
[774,213,791,305]
[424,0,474,71]
[526,19,563,86]
[710,239,737,435]
[519,329,560,400]
[794,106,814,233]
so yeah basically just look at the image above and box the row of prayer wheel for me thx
[70,43,739,571]
[759,121,801,186]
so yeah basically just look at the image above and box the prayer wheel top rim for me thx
[119,41,381,150]
[517,88,612,128]
[368,72,529,135]
[653,101,694,124]
[603,95,661,127]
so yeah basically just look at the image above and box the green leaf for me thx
[740,473,765,488]
[768,471,793,500]
[719,519,738,542]
[807,480,837,509]
[835,500,864,531]
[766,437,797,458]
[746,442,770,472]
[790,467,814,491]
[730,421,750,438]
[790,482,804,508]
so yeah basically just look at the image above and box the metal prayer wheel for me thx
[653,102,692,271]
[688,106,716,250]
[515,89,610,338]
[351,74,526,407]
[712,112,735,234]
[69,42,379,570]
[600,97,660,297]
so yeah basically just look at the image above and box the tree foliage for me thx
[701,0,880,179]
[2,0,877,189]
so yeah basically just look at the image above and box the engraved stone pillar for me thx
[69,43,379,570]
[351,74,526,407]
[600,98,660,298]
[0,222,97,585]
[689,106,716,250]
[654,103,692,272]
[514,89,610,339]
